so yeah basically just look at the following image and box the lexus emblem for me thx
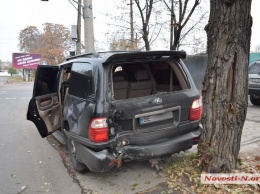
[154,98,162,104]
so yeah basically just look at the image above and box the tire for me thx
[67,138,88,173]
[250,94,260,106]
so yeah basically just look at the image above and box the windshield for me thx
[249,62,260,74]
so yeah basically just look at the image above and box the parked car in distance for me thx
[248,61,260,105]
[27,51,202,173]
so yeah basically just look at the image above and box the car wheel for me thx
[67,138,88,173]
[250,94,260,105]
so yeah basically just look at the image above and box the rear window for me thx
[150,62,180,86]
[249,62,260,74]
[112,61,189,100]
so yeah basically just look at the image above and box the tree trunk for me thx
[198,0,252,173]
[171,27,181,50]
[143,28,150,51]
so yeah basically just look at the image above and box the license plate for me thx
[252,78,260,83]
[139,111,173,125]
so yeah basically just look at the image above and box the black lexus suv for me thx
[27,51,202,173]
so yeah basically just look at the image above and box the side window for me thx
[34,66,59,97]
[69,63,94,99]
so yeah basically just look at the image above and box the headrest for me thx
[134,70,149,81]
[113,71,126,82]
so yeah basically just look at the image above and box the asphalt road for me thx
[0,82,81,194]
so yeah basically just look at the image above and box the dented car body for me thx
[27,51,202,173]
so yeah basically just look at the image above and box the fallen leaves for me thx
[163,153,260,194]
[131,183,139,191]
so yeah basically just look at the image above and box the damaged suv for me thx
[27,51,202,173]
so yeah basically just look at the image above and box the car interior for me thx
[59,66,71,110]
[112,61,189,100]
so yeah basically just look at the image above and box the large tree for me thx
[106,0,206,52]
[18,23,72,65]
[198,0,252,172]
[37,23,72,64]
[19,26,41,52]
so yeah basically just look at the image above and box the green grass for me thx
[7,76,24,83]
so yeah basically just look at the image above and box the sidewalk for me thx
[240,102,260,157]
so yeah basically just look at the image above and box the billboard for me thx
[12,53,42,69]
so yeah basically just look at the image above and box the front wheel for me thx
[250,94,260,106]
[67,138,88,173]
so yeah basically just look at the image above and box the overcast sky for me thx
[0,0,260,62]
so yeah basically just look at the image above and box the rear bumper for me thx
[119,128,200,160]
[64,124,202,172]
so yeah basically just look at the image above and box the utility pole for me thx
[127,0,135,50]
[130,0,134,50]
[76,0,82,55]
[83,0,95,53]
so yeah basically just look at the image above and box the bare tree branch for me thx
[181,0,200,28]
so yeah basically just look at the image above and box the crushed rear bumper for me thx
[119,127,201,160]
[64,124,202,172]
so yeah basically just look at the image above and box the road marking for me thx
[24,92,32,94]
[20,97,31,99]
[0,93,7,95]
[1,97,31,100]
[0,91,7,92]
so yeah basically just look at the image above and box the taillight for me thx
[189,98,202,121]
[88,117,109,143]
[193,137,200,141]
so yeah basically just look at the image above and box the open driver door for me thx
[27,65,61,138]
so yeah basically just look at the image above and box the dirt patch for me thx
[47,135,93,194]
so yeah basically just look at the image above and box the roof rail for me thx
[65,52,100,61]
[65,51,139,61]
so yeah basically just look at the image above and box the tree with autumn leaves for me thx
[18,23,72,65]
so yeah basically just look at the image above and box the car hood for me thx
[249,74,260,79]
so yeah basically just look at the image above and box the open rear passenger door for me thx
[27,65,61,138]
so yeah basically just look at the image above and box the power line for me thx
[67,0,83,17]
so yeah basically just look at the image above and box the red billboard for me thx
[12,53,42,69]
